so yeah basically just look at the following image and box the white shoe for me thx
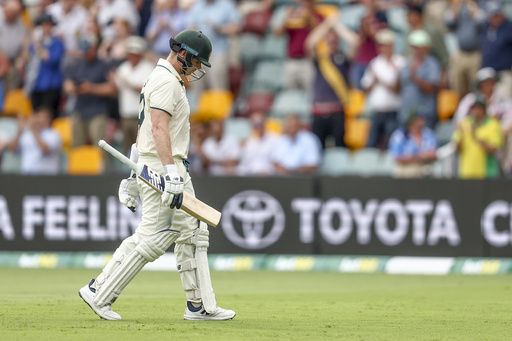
[79,279,122,321]
[184,302,236,321]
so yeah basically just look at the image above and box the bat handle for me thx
[98,140,138,173]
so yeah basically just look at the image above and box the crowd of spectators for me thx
[0,0,511,179]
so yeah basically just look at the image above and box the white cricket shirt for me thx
[137,58,190,158]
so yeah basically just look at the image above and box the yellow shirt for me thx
[452,116,503,179]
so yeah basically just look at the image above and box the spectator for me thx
[92,0,140,40]
[187,0,241,91]
[237,111,279,176]
[452,96,503,179]
[0,49,10,111]
[63,34,117,149]
[481,1,512,97]
[399,29,441,129]
[273,0,323,92]
[114,36,154,154]
[0,0,29,92]
[2,107,62,175]
[351,0,387,90]
[362,28,406,149]
[145,0,187,60]
[45,0,88,62]
[454,67,512,123]
[305,14,357,149]
[201,119,241,175]
[188,121,209,175]
[388,109,438,178]
[444,0,485,96]
[271,114,321,175]
[406,3,449,84]
[98,18,132,66]
[25,14,65,119]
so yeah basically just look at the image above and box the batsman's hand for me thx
[162,165,183,209]
[118,174,139,212]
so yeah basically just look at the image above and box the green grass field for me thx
[0,268,511,341]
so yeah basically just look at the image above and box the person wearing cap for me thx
[362,28,406,149]
[388,108,438,178]
[114,36,154,154]
[399,29,441,130]
[481,1,512,98]
[25,13,65,118]
[63,33,117,154]
[454,67,512,123]
[406,3,449,72]
[452,96,503,179]
[78,29,236,322]
[481,1,512,74]
[444,0,485,96]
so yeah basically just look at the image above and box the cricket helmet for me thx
[170,29,212,68]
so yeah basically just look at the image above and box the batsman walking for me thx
[79,30,236,321]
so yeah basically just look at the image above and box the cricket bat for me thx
[98,140,221,227]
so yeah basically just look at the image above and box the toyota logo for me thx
[221,190,285,249]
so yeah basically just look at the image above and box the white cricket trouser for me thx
[136,154,198,241]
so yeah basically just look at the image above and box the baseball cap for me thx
[486,1,503,16]
[476,67,496,83]
[36,13,56,26]
[408,30,431,47]
[126,36,147,55]
[375,29,395,45]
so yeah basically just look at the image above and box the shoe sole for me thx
[78,288,121,321]
[184,313,236,321]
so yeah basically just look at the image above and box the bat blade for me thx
[138,165,221,227]
[98,140,221,227]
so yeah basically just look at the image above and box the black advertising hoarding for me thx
[1,175,512,257]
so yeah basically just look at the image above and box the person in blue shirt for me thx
[481,1,512,73]
[399,29,441,130]
[388,108,438,178]
[186,0,241,91]
[25,14,65,119]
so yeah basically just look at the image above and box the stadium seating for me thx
[345,148,381,176]
[1,150,21,174]
[243,8,272,36]
[244,91,275,116]
[344,118,371,150]
[192,90,234,122]
[437,89,459,121]
[269,89,311,122]
[0,117,18,144]
[250,60,284,93]
[257,33,288,61]
[435,119,455,147]
[2,89,32,117]
[67,145,104,175]
[51,117,72,151]
[265,117,283,134]
[345,89,366,118]
[239,33,262,70]
[320,147,349,176]
[339,4,367,31]
[224,117,253,141]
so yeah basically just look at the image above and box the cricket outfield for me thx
[0,268,511,340]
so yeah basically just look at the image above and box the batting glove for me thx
[118,172,139,212]
[162,164,184,209]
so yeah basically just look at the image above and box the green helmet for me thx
[170,30,212,67]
